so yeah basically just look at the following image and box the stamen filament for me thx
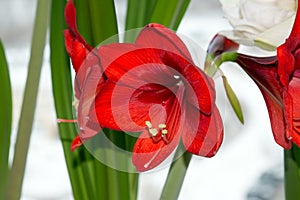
[57,118,78,123]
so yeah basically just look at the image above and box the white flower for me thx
[220,0,296,50]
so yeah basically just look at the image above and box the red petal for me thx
[287,71,300,146]
[103,47,177,90]
[262,88,291,148]
[64,0,91,51]
[74,48,102,98]
[207,34,239,57]
[132,129,180,172]
[77,64,104,141]
[136,23,193,63]
[71,135,83,151]
[182,104,223,157]
[64,0,93,74]
[236,54,291,148]
[236,55,283,103]
[64,0,77,34]
[64,30,90,73]
[161,51,215,114]
[95,81,174,132]
[277,44,295,87]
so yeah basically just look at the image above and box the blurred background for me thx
[0,0,284,199]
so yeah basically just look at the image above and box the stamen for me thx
[161,129,168,135]
[158,124,166,129]
[149,128,158,136]
[57,118,78,123]
[145,121,152,128]
[176,80,183,86]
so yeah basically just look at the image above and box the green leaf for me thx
[0,40,12,200]
[222,75,244,124]
[160,143,192,200]
[5,0,50,199]
[50,0,99,199]
[150,0,190,30]
[125,0,157,42]
[88,0,118,45]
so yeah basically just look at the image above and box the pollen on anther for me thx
[161,129,168,135]
[145,121,152,128]
[158,124,166,129]
[149,128,158,136]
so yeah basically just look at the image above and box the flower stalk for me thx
[285,145,300,200]
[160,143,192,200]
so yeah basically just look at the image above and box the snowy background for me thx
[0,0,284,199]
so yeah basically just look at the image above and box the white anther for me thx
[174,75,180,79]
[145,121,152,128]
[158,124,166,129]
[161,129,168,135]
[149,128,158,136]
[176,80,183,86]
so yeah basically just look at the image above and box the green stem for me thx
[284,145,300,200]
[205,52,238,77]
[5,0,50,199]
[160,144,192,200]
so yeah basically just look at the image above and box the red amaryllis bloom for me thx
[94,24,223,171]
[63,1,223,171]
[206,0,300,149]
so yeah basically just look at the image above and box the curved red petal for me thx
[132,129,180,172]
[236,54,291,148]
[64,0,92,51]
[64,0,77,33]
[95,81,174,132]
[207,34,239,57]
[262,88,291,148]
[71,135,83,151]
[287,71,300,146]
[64,30,90,73]
[182,104,223,157]
[136,23,193,63]
[236,54,283,103]
[77,64,104,141]
[277,44,295,87]
[161,51,215,114]
[103,48,177,90]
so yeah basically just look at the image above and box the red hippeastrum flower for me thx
[206,0,300,149]
[63,1,223,171]
[94,24,223,171]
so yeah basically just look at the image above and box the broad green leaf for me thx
[0,40,12,200]
[222,75,244,124]
[88,0,118,45]
[5,0,50,199]
[125,0,157,42]
[50,0,98,199]
[150,0,190,30]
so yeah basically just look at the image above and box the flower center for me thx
[145,121,168,142]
